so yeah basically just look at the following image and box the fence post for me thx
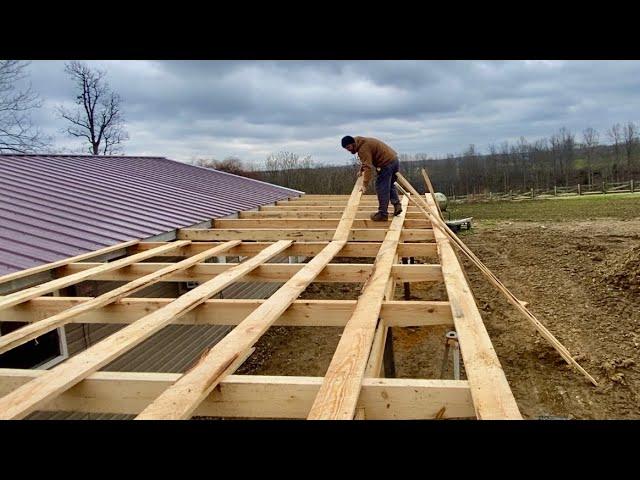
[602,181,606,194]
[509,189,513,200]
[531,188,534,199]
[577,183,581,195]
[554,186,557,196]
[631,179,635,193]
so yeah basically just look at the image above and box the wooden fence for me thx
[449,179,638,203]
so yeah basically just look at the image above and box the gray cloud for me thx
[16,60,640,164]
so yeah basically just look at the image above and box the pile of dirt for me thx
[602,245,640,294]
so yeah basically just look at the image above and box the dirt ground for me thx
[238,218,640,420]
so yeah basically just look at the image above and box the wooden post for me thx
[382,330,396,378]
[402,257,411,300]
[531,188,534,199]
[509,189,513,200]
[554,186,557,196]
[602,181,606,194]
[577,183,581,195]
[631,179,634,193]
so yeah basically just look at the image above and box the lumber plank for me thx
[0,240,292,420]
[0,240,140,286]
[177,228,433,242]
[0,241,241,355]
[130,241,438,258]
[0,369,475,419]
[3,298,453,327]
[395,174,522,419]
[238,210,427,220]
[307,196,409,420]
[58,262,443,283]
[0,241,191,312]
[134,178,366,419]
[214,218,430,229]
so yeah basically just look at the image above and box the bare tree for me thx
[0,60,49,153]
[582,127,599,185]
[58,61,128,155]
[607,123,622,170]
[622,121,638,173]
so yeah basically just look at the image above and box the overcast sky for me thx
[21,60,640,166]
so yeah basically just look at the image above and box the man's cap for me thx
[341,135,355,148]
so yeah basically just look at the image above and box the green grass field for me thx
[446,192,640,222]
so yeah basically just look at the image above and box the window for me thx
[0,322,69,369]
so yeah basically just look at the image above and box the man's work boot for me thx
[370,211,389,221]
[392,202,402,216]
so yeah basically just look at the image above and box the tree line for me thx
[194,123,640,196]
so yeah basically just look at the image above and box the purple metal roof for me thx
[0,155,302,275]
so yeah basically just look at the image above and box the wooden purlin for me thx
[0,239,140,286]
[0,241,191,311]
[177,228,433,242]
[0,241,241,356]
[5,297,454,328]
[307,196,410,420]
[135,178,366,419]
[0,240,292,420]
[0,369,475,420]
[58,261,444,283]
[129,241,439,258]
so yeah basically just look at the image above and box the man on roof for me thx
[341,135,402,221]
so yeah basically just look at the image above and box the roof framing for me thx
[0,179,521,420]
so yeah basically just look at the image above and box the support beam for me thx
[0,241,191,312]
[3,298,454,328]
[177,228,433,242]
[0,369,475,420]
[365,273,396,378]
[276,200,382,206]
[214,219,431,229]
[0,240,293,420]
[135,177,367,419]
[259,205,423,212]
[57,262,443,283]
[308,196,409,420]
[238,210,427,220]
[0,241,241,356]
[432,210,522,419]
[130,241,438,259]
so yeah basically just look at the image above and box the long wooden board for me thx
[307,196,409,420]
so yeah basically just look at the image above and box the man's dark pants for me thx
[375,158,400,216]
